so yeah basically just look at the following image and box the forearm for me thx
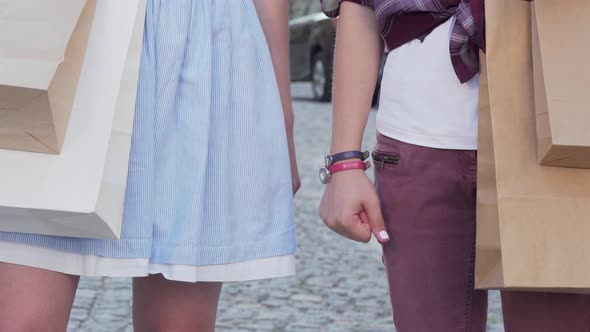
[253,0,300,192]
[253,0,294,129]
[330,3,382,154]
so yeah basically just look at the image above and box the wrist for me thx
[319,159,371,185]
[330,145,361,156]
[332,158,362,165]
[330,136,363,155]
[324,150,369,167]
[283,107,294,123]
[329,167,366,180]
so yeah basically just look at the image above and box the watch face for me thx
[319,167,331,184]
[324,154,333,167]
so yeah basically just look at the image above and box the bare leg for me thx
[0,262,79,332]
[133,274,222,332]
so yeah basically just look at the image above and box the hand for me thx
[286,126,301,196]
[319,169,390,243]
[290,157,301,195]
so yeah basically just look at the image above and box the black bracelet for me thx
[324,150,369,167]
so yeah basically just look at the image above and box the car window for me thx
[321,0,340,13]
[308,1,322,14]
[290,0,322,19]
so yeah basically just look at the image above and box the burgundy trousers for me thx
[373,133,590,332]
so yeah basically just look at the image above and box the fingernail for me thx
[378,230,390,241]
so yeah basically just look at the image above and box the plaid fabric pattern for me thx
[322,0,484,82]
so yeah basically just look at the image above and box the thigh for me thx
[133,274,222,332]
[374,135,487,332]
[0,262,79,332]
[502,291,590,332]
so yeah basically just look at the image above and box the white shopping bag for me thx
[0,0,93,154]
[0,0,148,239]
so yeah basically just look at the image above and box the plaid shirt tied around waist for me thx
[321,0,485,83]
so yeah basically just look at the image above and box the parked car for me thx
[289,4,383,104]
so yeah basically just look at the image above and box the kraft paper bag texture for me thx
[0,0,95,154]
[0,0,147,239]
[475,0,590,293]
[532,0,590,169]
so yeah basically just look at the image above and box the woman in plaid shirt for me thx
[319,0,590,331]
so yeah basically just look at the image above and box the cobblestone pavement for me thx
[67,83,503,331]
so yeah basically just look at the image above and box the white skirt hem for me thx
[0,241,295,283]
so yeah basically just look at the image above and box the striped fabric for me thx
[0,0,296,267]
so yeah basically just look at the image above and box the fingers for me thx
[339,214,372,243]
[292,178,301,195]
[359,210,369,225]
[324,214,371,243]
[321,205,372,243]
[319,171,385,244]
[291,167,301,196]
[363,195,390,243]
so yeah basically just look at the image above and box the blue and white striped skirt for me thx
[0,0,296,281]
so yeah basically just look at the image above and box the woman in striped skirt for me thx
[0,1,299,331]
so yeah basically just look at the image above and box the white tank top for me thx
[377,17,479,150]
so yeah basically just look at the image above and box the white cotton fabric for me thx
[377,17,480,150]
[0,241,295,282]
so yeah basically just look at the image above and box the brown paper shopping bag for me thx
[475,0,590,292]
[0,0,147,239]
[532,0,590,168]
[0,0,95,154]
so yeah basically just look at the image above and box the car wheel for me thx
[311,51,332,102]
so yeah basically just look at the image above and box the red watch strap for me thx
[328,161,370,174]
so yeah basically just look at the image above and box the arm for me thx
[253,0,301,195]
[330,2,382,154]
[319,2,389,243]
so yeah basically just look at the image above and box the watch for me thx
[324,150,369,167]
[319,166,331,185]
[319,160,370,185]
